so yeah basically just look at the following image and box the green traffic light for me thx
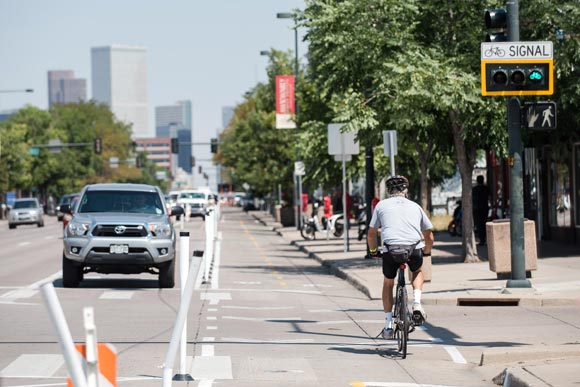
[529,70,543,83]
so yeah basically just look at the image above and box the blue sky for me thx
[0,0,307,134]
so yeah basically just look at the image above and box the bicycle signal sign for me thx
[481,41,554,96]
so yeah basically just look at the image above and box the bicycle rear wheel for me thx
[396,285,409,358]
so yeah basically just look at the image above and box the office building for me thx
[155,100,192,131]
[47,70,86,108]
[91,45,149,138]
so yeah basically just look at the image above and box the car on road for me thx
[8,198,45,229]
[56,193,80,221]
[177,189,209,220]
[61,183,184,288]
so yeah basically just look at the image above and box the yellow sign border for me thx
[481,59,554,96]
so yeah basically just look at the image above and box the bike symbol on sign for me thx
[484,46,506,58]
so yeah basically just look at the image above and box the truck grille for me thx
[92,224,148,237]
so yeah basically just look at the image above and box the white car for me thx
[177,190,209,220]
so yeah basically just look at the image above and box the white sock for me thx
[385,312,392,329]
[413,289,422,305]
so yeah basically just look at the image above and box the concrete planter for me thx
[487,219,538,278]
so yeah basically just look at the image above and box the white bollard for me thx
[176,232,191,380]
[40,283,88,387]
[203,209,214,283]
[162,253,202,387]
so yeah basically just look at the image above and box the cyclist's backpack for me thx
[384,243,418,264]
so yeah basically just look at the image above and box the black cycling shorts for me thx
[382,248,423,279]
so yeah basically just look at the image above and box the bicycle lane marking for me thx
[414,326,467,364]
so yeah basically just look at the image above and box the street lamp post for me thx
[276,12,303,230]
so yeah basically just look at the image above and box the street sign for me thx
[294,161,305,176]
[523,101,557,130]
[327,123,360,156]
[48,138,62,154]
[382,130,398,156]
[481,41,554,96]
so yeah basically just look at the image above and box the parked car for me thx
[61,183,184,288]
[56,193,80,221]
[8,198,45,229]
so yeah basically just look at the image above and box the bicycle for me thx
[300,201,344,240]
[379,260,424,359]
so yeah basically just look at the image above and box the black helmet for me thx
[386,175,409,191]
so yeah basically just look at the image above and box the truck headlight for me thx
[68,221,90,236]
[149,223,171,238]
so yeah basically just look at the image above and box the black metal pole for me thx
[365,143,375,258]
[506,0,531,288]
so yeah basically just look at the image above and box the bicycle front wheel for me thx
[396,286,409,358]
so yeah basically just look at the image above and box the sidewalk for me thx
[252,210,580,306]
[251,210,580,387]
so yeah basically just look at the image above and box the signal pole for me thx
[506,0,531,288]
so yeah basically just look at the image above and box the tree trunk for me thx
[414,136,433,212]
[449,109,480,263]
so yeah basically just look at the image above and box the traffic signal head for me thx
[171,138,179,154]
[482,62,552,96]
[485,8,507,42]
[94,137,102,154]
[210,138,218,153]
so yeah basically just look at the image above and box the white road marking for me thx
[202,345,215,356]
[99,291,134,300]
[208,308,218,312]
[200,293,231,305]
[207,326,218,330]
[221,338,315,344]
[191,356,232,380]
[0,271,62,301]
[233,281,261,285]
[444,346,467,364]
[203,337,215,342]
[303,284,332,288]
[215,288,321,295]
[221,305,292,310]
[207,316,217,320]
[0,354,63,377]
[222,316,302,322]
[316,319,384,325]
[18,242,31,247]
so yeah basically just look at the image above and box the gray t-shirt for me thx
[369,196,433,250]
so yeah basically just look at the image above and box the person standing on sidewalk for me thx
[367,175,434,339]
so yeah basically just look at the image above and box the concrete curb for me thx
[492,367,547,387]
[481,344,580,366]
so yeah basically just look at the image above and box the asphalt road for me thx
[1,208,579,387]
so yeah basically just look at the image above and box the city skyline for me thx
[0,0,307,135]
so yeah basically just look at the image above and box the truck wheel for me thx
[62,255,82,288]
[159,259,175,288]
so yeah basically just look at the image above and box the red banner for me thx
[275,75,296,129]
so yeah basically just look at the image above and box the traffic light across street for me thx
[481,41,554,96]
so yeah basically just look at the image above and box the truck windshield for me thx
[77,191,164,215]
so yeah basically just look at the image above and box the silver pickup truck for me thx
[61,183,184,288]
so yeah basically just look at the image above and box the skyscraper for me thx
[47,70,86,108]
[155,101,192,133]
[155,101,193,173]
[91,45,149,138]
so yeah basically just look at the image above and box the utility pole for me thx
[505,0,531,288]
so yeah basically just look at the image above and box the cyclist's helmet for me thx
[386,175,409,193]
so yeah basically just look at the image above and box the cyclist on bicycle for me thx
[367,175,434,339]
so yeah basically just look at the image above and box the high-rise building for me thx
[91,45,149,138]
[155,101,193,174]
[47,70,86,108]
[155,100,192,131]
